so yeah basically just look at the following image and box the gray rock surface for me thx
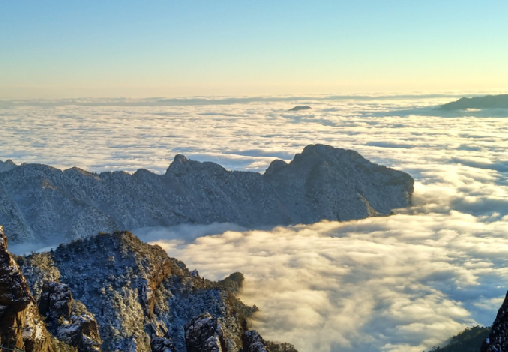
[242,330,298,352]
[0,145,414,244]
[242,331,269,352]
[38,282,102,352]
[0,159,16,173]
[39,282,73,322]
[17,231,259,352]
[185,313,227,352]
[151,336,176,352]
[0,225,56,352]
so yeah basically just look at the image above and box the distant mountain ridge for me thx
[440,94,508,110]
[288,105,311,111]
[0,144,413,244]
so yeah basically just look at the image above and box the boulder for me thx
[185,313,227,352]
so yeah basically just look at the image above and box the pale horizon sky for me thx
[1,0,507,99]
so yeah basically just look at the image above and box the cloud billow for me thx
[3,94,508,351]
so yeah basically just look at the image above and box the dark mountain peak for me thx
[441,94,508,110]
[52,231,191,287]
[10,162,59,178]
[264,159,288,176]
[297,144,361,163]
[65,166,97,177]
[174,154,188,163]
[165,153,227,177]
[0,159,17,173]
[288,105,311,111]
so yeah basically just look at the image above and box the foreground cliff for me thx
[0,225,56,352]
[0,144,413,244]
[1,226,295,351]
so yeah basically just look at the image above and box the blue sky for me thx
[1,0,507,98]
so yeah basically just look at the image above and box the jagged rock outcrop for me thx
[39,282,73,321]
[57,314,102,352]
[17,231,260,352]
[0,225,55,352]
[264,341,298,352]
[0,145,414,244]
[185,313,227,352]
[217,273,244,294]
[184,326,297,352]
[38,282,102,352]
[151,336,176,352]
[0,159,16,173]
[481,291,508,352]
[242,331,269,352]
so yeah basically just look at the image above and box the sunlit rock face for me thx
[0,225,55,352]
[481,292,508,352]
[0,144,413,244]
[17,231,259,352]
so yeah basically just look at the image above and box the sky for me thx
[1,0,508,99]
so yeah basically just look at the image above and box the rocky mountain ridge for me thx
[0,144,414,244]
[1,225,296,352]
[440,94,508,110]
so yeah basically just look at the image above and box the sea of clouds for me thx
[2,95,508,351]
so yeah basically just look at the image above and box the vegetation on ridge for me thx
[426,326,490,352]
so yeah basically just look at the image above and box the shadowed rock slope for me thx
[0,225,56,352]
[15,230,294,352]
[480,291,508,352]
[0,144,414,244]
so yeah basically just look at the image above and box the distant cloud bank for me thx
[3,95,508,352]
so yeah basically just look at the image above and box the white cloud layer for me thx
[137,209,508,352]
[2,95,508,351]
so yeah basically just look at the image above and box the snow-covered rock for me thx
[38,281,102,352]
[0,145,414,244]
[185,313,226,352]
[151,336,176,352]
[17,231,261,352]
[242,331,269,352]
